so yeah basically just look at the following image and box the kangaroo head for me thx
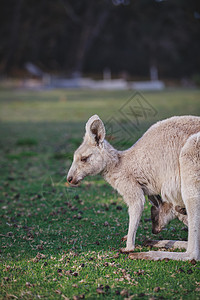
[67,115,106,186]
[149,195,174,234]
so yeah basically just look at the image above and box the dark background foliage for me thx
[0,0,200,78]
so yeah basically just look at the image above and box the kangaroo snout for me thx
[67,175,79,186]
[67,176,73,183]
[67,162,80,186]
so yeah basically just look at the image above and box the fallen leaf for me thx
[62,295,69,300]
[96,288,105,294]
[120,289,129,297]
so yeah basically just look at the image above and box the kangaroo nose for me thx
[152,227,161,234]
[68,176,73,183]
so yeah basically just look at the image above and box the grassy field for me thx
[0,88,200,299]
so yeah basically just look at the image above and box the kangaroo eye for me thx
[81,156,88,162]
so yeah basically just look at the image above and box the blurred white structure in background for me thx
[23,62,165,91]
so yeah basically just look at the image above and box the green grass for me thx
[0,88,200,299]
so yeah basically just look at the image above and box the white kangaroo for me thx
[67,115,200,261]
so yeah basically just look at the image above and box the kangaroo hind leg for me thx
[180,132,200,261]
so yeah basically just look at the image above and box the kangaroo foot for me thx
[144,240,188,250]
[120,247,135,254]
[129,251,190,261]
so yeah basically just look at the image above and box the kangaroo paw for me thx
[121,235,127,242]
[175,205,187,215]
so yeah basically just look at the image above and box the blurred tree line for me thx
[0,0,200,79]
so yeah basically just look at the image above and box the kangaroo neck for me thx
[101,141,128,189]
[101,141,143,194]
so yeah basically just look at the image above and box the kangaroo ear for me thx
[85,115,105,145]
[148,195,162,208]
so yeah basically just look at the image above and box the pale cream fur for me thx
[67,115,200,261]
